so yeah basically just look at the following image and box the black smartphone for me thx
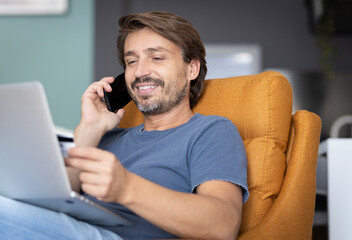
[103,73,132,113]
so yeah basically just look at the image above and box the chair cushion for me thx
[119,71,293,233]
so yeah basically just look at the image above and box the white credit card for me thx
[57,133,75,158]
[59,141,75,158]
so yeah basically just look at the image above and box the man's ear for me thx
[188,59,201,81]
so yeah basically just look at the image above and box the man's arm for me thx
[66,147,243,240]
[125,174,243,239]
[66,77,125,192]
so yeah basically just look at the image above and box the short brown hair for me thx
[117,11,207,108]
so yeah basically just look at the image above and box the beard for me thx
[128,76,188,116]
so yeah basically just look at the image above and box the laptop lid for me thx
[0,81,72,198]
[0,81,132,226]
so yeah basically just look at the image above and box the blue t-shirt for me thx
[87,113,248,239]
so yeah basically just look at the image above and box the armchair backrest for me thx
[119,71,305,234]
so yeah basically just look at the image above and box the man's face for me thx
[123,28,192,116]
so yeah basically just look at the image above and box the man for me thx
[0,11,248,239]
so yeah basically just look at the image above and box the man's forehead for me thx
[123,28,180,55]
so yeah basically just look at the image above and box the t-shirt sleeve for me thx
[189,119,249,203]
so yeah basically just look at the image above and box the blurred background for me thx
[1,0,351,138]
[1,1,351,238]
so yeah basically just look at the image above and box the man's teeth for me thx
[138,86,157,90]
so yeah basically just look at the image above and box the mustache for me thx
[131,77,165,89]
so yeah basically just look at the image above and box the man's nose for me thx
[135,59,151,79]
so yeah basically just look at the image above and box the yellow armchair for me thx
[119,71,322,239]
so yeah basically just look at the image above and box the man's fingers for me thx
[91,82,105,98]
[79,171,102,184]
[81,183,109,200]
[65,157,104,172]
[68,147,113,161]
[86,77,114,98]
[102,81,112,92]
[100,76,115,84]
[66,147,117,174]
[99,77,115,93]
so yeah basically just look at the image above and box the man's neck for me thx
[142,103,194,131]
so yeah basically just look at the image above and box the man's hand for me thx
[74,77,126,147]
[80,77,125,134]
[65,147,130,203]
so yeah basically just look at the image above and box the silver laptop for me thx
[0,81,131,226]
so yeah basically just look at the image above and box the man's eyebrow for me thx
[124,50,136,57]
[144,47,170,54]
[124,47,170,57]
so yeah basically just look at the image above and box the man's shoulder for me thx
[185,113,239,141]
[192,113,235,128]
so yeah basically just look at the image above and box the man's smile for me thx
[131,77,165,96]
[135,83,159,95]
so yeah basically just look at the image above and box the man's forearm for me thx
[121,173,242,240]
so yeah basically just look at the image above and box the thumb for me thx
[116,109,126,126]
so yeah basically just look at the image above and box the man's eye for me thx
[126,60,136,66]
[153,57,164,61]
